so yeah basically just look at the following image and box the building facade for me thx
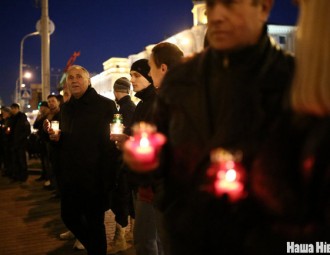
[91,1,296,100]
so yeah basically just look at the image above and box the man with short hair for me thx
[9,103,31,182]
[49,65,119,255]
[124,0,295,254]
[33,101,50,182]
[148,42,183,88]
[108,77,136,254]
[43,94,61,190]
[113,77,136,134]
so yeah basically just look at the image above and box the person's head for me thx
[206,0,273,51]
[113,77,131,100]
[39,101,50,115]
[149,42,184,88]
[130,59,153,93]
[56,94,64,106]
[66,65,91,99]
[47,94,60,111]
[1,107,12,119]
[291,0,330,116]
[63,88,71,103]
[10,103,20,115]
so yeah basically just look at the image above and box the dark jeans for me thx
[61,192,107,255]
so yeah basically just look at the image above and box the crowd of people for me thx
[1,0,330,254]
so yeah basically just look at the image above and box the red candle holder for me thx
[125,122,166,170]
[203,148,246,202]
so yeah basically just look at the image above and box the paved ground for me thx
[0,159,135,255]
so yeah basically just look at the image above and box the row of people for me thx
[0,103,31,182]
[45,40,182,254]
[4,1,328,254]
[121,1,330,255]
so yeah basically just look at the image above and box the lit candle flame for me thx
[139,133,150,147]
[225,169,237,182]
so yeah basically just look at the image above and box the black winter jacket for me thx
[154,29,295,255]
[116,95,136,135]
[58,87,119,197]
[130,84,157,133]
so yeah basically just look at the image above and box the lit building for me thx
[92,1,296,99]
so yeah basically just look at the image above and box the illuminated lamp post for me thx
[19,32,39,101]
[16,71,33,104]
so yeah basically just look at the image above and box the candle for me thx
[204,148,246,202]
[125,122,166,170]
[51,120,60,134]
[110,114,124,134]
[214,167,244,202]
[110,123,124,134]
[134,132,155,162]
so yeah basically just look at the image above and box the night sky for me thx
[0,0,298,107]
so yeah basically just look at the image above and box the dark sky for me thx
[0,0,298,107]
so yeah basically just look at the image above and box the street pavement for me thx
[0,158,135,255]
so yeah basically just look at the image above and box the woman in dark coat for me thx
[251,0,330,253]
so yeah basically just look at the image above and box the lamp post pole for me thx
[19,31,39,102]
[41,0,50,100]
[15,78,19,103]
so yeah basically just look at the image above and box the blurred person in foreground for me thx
[250,0,330,252]
[48,65,119,255]
[123,0,295,254]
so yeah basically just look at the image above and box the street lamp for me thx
[16,71,33,104]
[19,31,39,101]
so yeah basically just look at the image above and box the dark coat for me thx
[116,95,136,134]
[127,84,157,194]
[154,29,295,254]
[251,113,330,250]
[58,87,119,197]
[9,111,31,149]
[131,84,157,129]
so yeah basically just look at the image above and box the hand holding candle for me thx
[110,114,124,135]
[48,120,61,142]
[123,122,166,172]
[51,120,60,135]
[204,148,246,202]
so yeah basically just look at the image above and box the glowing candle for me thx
[110,123,124,134]
[204,148,246,202]
[134,132,155,162]
[51,120,60,134]
[110,114,124,134]
[214,167,244,202]
[125,122,166,169]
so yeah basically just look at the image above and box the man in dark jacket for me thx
[111,59,162,255]
[108,77,136,253]
[124,0,295,254]
[32,101,49,181]
[127,59,161,255]
[113,77,136,134]
[49,65,119,255]
[9,103,31,182]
